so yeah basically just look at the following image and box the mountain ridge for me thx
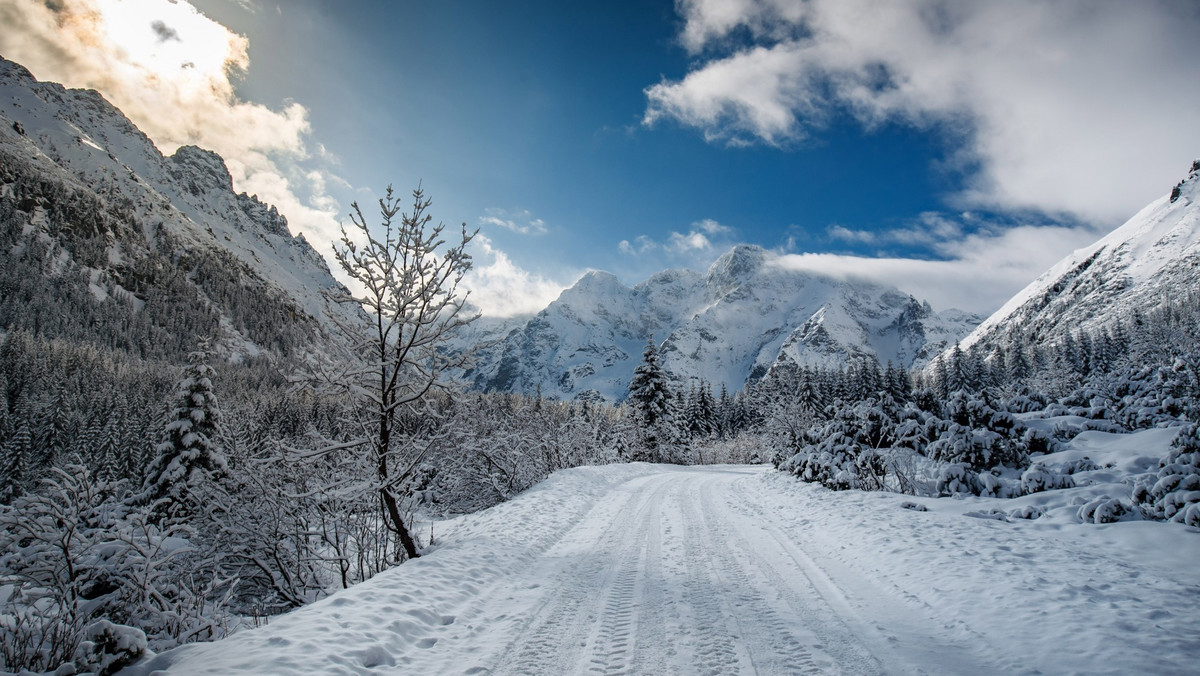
[951,160,1200,361]
[458,245,981,401]
[0,54,355,362]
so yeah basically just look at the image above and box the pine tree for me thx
[628,339,672,428]
[142,342,227,519]
[0,420,32,503]
[715,384,731,439]
[697,382,715,438]
[1008,343,1031,384]
[933,354,951,400]
[628,339,675,461]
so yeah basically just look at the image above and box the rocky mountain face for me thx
[953,160,1200,360]
[0,56,354,362]
[460,245,980,402]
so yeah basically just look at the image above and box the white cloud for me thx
[827,224,875,244]
[462,234,571,317]
[693,218,733,236]
[623,218,737,253]
[771,222,1103,314]
[828,212,973,250]
[479,208,549,235]
[648,0,1200,224]
[668,230,712,252]
[618,235,657,256]
[614,218,748,284]
[0,0,343,248]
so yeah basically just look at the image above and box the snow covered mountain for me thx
[955,160,1200,357]
[460,245,980,401]
[0,56,354,361]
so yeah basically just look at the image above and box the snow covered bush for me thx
[1062,456,1100,474]
[0,463,122,672]
[1003,388,1050,414]
[1111,355,1200,430]
[1022,428,1058,457]
[927,391,1029,472]
[1133,423,1200,527]
[1077,496,1134,524]
[963,508,1009,521]
[936,463,981,496]
[1021,464,1076,494]
[1009,505,1045,520]
[775,398,893,491]
[0,463,229,672]
[976,471,1020,499]
[74,619,146,676]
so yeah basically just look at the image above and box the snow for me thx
[129,426,1199,675]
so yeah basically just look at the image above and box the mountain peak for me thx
[170,145,235,196]
[561,270,628,303]
[0,56,36,86]
[1169,159,1200,203]
[707,244,767,286]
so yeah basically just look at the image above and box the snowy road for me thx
[483,465,951,675]
[137,460,1200,675]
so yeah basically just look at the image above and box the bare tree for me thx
[310,184,477,561]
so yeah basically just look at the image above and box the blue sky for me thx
[3,0,1200,315]
[188,0,966,284]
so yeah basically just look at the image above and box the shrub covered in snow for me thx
[976,471,1021,499]
[775,398,893,491]
[1003,388,1050,414]
[1133,423,1200,527]
[1077,496,1135,524]
[1110,355,1200,430]
[0,463,229,673]
[1022,428,1058,457]
[1062,456,1101,474]
[74,619,146,676]
[927,391,1029,472]
[963,508,1009,521]
[1009,505,1045,520]
[936,463,981,496]
[1020,464,1076,494]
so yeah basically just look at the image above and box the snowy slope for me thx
[461,245,979,401]
[958,160,1200,354]
[128,426,1200,675]
[0,56,356,355]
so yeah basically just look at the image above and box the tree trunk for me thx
[377,414,419,561]
[380,486,420,561]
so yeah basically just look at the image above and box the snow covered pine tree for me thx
[628,339,677,462]
[141,342,227,523]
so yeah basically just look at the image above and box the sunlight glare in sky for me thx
[92,0,246,90]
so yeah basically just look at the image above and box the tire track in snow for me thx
[680,471,837,675]
[487,474,670,676]
[582,478,669,676]
[584,561,641,674]
[730,474,1015,674]
[695,473,880,674]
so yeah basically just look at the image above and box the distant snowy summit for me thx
[955,159,1200,358]
[457,245,980,402]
